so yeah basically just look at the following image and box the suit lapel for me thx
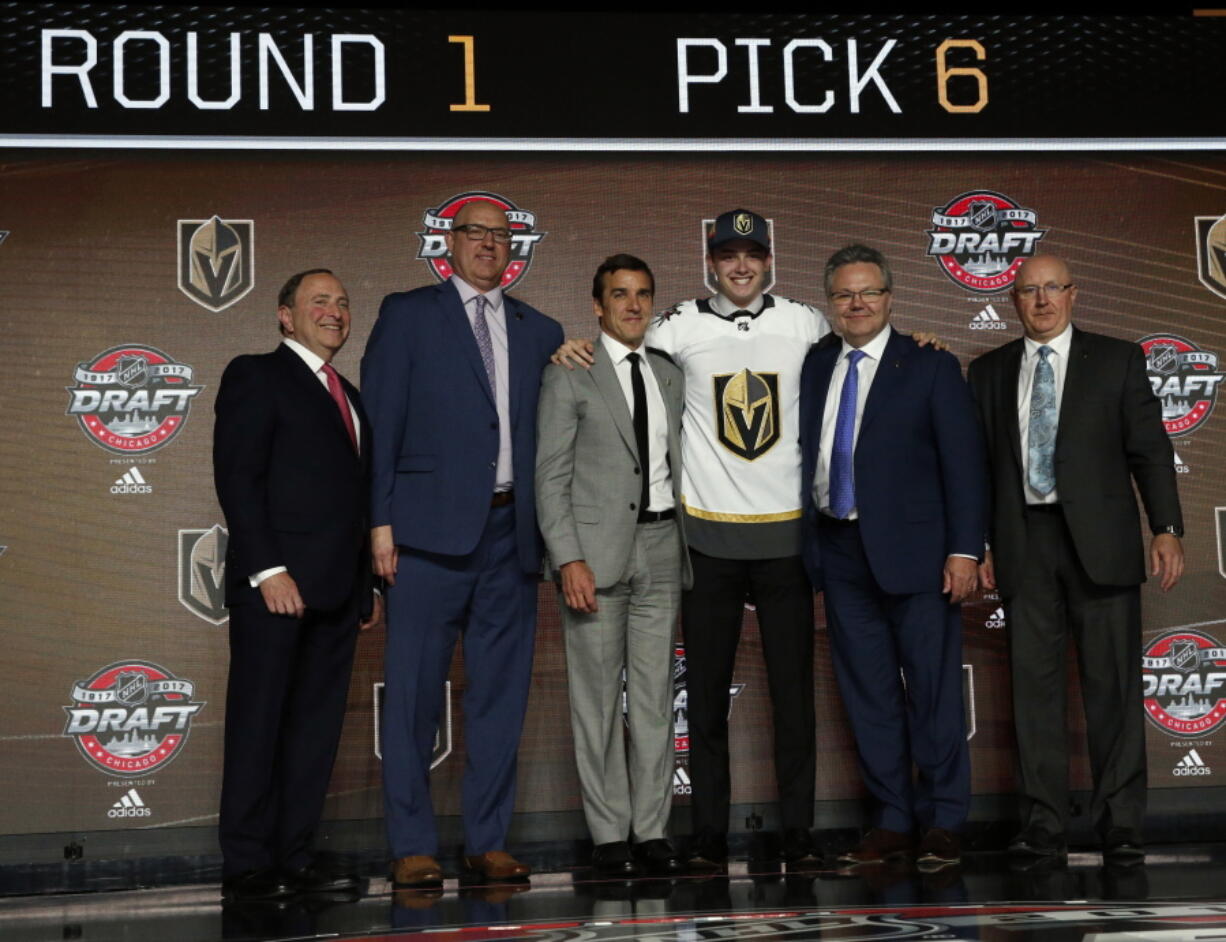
[1002,340,1025,474]
[859,330,908,437]
[276,344,359,459]
[591,344,638,459]
[1056,327,1090,451]
[441,281,496,408]
[808,342,840,442]
[506,296,529,428]
[648,353,682,452]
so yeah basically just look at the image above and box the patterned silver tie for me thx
[1028,345,1057,496]
[472,294,496,390]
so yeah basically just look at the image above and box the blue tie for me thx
[830,349,866,519]
[1028,345,1057,496]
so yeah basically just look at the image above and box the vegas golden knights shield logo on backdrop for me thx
[713,369,780,460]
[177,216,254,311]
[1196,214,1226,301]
[178,525,229,625]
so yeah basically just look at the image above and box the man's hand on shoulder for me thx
[551,338,595,370]
[1151,533,1184,592]
[359,591,385,632]
[912,331,949,352]
[372,525,398,585]
[259,571,306,619]
[559,560,598,613]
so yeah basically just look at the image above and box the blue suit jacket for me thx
[361,279,564,573]
[800,330,988,595]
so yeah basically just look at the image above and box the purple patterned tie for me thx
[829,349,866,519]
[472,294,496,390]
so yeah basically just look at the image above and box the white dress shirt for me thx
[601,333,674,512]
[251,338,361,587]
[452,275,514,491]
[1017,323,1072,505]
[813,326,892,519]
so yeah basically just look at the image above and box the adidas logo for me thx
[969,304,1008,330]
[110,467,152,495]
[672,765,692,796]
[984,607,1006,629]
[107,788,152,817]
[1174,451,1190,474]
[1173,748,1212,776]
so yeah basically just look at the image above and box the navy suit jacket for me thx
[361,279,563,573]
[213,343,373,614]
[800,330,988,595]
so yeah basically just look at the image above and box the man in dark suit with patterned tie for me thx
[214,269,382,901]
[969,254,1184,863]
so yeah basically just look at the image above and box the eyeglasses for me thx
[452,223,513,244]
[829,288,888,305]
[1014,283,1074,298]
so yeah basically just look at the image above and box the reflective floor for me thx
[4,846,1226,942]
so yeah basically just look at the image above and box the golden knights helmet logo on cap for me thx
[733,212,754,236]
[1195,214,1226,301]
[177,216,255,312]
[178,525,229,625]
[714,368,781,460]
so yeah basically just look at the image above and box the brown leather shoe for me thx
[391,855,444,888]
[462,850,531,882]
[837,827,913,865]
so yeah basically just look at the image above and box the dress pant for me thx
[818,518,969,833]
[680,550,816,835]
[1005,505,1146,836]
[563,519,681,845]
[219,591,360,877]
[381,503,539,857]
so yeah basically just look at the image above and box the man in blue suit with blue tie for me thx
[800,244,987,872]
[362,197,563,888]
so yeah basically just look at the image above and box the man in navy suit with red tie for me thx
[800,245,987,872]
[214,269,382,901]
[363,198,563,888]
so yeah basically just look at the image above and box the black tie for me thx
[628,352,650,516]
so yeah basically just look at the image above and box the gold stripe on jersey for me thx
[681,496,802,523]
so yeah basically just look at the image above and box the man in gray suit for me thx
[536,254,690,878]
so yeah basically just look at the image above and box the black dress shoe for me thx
[222,867,297,901]
[287,860,363,894]
[592,841,639,877]
[781,828,821,870]
[1008,826,1067,858]
[634,838,682,875]
[1103,827,1145,862]
[685,831,728,872]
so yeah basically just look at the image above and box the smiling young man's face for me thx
[277,272,351,361]
[707,239,772,309]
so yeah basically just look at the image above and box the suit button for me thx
[634,467,640,474]
[630,503,637,511]
[490,422,497,430]
[489,461,496,469]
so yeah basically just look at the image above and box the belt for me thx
[818,513,858,528]
[637,507,676,524]
[1026,503,1062,514]
[491,490,515,507]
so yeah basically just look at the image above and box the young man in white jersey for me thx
[558,210,827,871]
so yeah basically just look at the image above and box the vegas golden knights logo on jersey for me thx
[713,368,780,460]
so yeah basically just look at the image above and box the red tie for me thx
[321,363,358,451]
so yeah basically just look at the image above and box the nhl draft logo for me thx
[714,369,781,461]
[702,215,776,296]
[1195,214,1226,301]
[62,660,206,776]
[177,216,254,312]
[416,191,545,290]
[178,525,229,625]
[1142,630,1226,737]
[927,191,1045,294]
[66,345,203,455]
[1139,334,1224,437]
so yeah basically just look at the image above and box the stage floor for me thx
[4,845,1226,942]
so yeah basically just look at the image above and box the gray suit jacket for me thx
[535,342,691,589]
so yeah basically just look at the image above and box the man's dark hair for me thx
[277,268,333,335]
[823,244,893,297]
[592,254,655,301]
